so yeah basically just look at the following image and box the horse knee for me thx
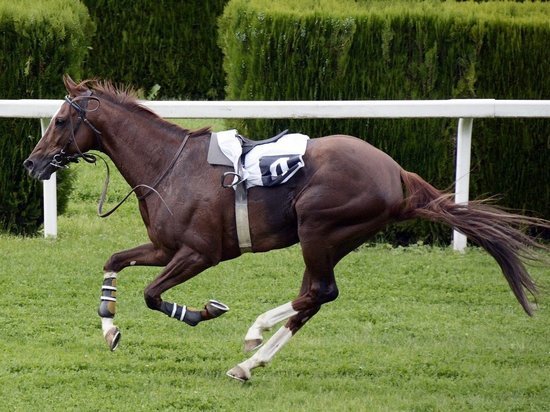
[143,287,161,311]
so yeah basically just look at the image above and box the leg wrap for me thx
[161,300,229,327]
[98,272,117,318]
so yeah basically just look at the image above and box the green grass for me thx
[1,119,549,411]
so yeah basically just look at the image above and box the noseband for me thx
[50,92,102,169]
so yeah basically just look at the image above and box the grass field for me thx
[1,120,549,411]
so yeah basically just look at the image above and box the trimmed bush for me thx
[83,0,228,100]
[0,0,93,234]
[219,0,550,243]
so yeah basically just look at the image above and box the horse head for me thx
[23,75,101,180]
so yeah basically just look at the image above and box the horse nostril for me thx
[23,158,34,171]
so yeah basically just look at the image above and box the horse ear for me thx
[63,74,88,96]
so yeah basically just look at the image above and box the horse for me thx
[24,75,548,382]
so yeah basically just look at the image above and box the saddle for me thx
[238,129,289,156]
[207,129,289,169]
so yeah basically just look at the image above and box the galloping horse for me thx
[24,76,548,381]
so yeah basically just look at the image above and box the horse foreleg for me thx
[143,245,229,327]
[100,243,171,350]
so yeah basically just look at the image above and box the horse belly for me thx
[246,184,301,252]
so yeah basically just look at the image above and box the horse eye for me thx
[55,117,66,127]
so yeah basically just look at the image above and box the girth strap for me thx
[235,183,252,253]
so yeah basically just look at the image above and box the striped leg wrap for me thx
[160,300,229,327]
[166,302,187,321]
[160,302,202,326]
[98,272,117,318]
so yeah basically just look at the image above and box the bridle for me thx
[50,92,102,170]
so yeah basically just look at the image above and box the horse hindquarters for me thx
[398,170,549,315]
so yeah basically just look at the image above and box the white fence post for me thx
[453,117,473,251]
[40,118,57,238]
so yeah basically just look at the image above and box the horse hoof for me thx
[105,326,121,351]
[206,299,229,319]
[226,365,251,382]
[244,339,263,353]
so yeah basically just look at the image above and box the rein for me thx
[136,133,190,201]
[95,133,190,218]
[58,93,189,218]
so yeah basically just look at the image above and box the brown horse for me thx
[24,76,548,381]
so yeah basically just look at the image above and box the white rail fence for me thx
[1,99,549,251]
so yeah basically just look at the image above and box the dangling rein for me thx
[95,133,190,218]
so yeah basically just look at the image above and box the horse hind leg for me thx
[227,264,338,382]
[227,306,321,382]
[242,301,299,352]
[240,262,322,352]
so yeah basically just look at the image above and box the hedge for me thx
[83,0,228,100]
[219,0,550,244]
[0,0,93,234]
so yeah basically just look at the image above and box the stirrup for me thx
[222,171,246,188]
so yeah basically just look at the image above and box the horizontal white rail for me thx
[2,99,549,250]
[1,99,550,118]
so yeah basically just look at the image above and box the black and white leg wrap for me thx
[98,272,117,318]
[161,300,229,327]
[169,302,188,322]
[161,302,199,326]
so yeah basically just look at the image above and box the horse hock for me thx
[160,299,229,326]
[98,271,121,351]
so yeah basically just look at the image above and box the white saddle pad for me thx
[215,129,309,188]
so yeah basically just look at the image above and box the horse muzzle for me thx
[23,156,57,181]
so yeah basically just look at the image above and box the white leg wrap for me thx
[245,302,298,342]
[239,326,293,373]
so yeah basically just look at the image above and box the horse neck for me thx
[94,101,183,190]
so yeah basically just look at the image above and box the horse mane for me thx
[79,79,211,138]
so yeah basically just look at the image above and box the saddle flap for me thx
[207,132,234,167]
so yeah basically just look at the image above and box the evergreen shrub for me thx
[83,0,228,100]
[0,0,93,234]
[219,0,550,244]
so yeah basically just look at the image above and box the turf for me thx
[1,120,548,411]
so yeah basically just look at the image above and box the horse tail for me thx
[398,169,549,316]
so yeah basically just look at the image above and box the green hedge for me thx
[0,0,93,234]
[219,0,550,244]
[83,0,228,100]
